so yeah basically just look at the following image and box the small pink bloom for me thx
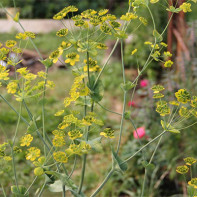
[133,127,146,139]
[128,101,135,107]
[140,79,148,87]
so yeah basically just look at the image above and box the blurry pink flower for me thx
[133,127,146,139]
[140,79,148,87]
[128,101,135,107]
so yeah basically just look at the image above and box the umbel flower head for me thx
[20,134,33,147]
[188,178,197,189]
[175,89,191,104]
[176,165,189,174]
[65,52,80,66]
[100,128,115,138]
[184,157,197,166]
[53,151,68,163]
[26,147,41,161]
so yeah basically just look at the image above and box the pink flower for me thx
[128,101,135,107]
[133,127,146,139]
[140,79,148,87]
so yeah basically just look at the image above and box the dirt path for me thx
[0,19,75,33]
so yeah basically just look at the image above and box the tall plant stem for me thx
[140,135,163,197]
[116,40,126,154]
[11,102,22,191]
[42,67,49,157]
[122,131,166,165]
[90,169,114,197]
[93,39,119,88]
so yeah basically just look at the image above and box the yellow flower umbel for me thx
[52,136,66,147]
[188,178,197,189]
[84,58,101,72]
[184,157,197,166]
[100,128,115,139]
[156,101,170,116]
[180,3,192,13]
[26,147,41,161]
[68,129,83,140]
[53,151,68,163]
[175,89,191,104]
[56,28,68,37]
[6,40,17,48]
[176,165,189,174]
[20,134,33,147]
[65,52,80,66]
[164,60,173,68]
[0,64,9,81]
[49,50,63,63]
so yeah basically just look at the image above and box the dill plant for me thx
[0,0,197,196]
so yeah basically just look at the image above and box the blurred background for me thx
[0,0,197,196]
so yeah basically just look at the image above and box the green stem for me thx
[116,40,126,154]
[62,185,66,197]
[93,39,119,88]
[68,155,77,179]
[24,176,37,195]
[38,182,46,197]
[1,183,7,197]
[90,169,114,197]
[140,135,163,197]
[11,102,22,191]
[42,67,49,157]
[122,131,166,165]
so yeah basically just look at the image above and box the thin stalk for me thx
[0,95,28,125]
[90,169,114,197]
[140,135,163,197]
[93,39,119,88]
[78,55,94,194]
[11,102,22,191]
[42,67,49,157]
[116,40,126,154]
[68,155,77,179]
[1,184,7,197]
[62,185,66,197]
[122,131,166,165]
[38,182,46,197]
[24,176,38,195]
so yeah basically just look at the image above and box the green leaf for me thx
[87,75,104,102]
[75,97,92,107]
[39,58,53,68]
[11,185,29,197]
[48,180,84,197]
[112,149,128,172]
[153,29,163,42]
[87,137,102,152]
[142,161,155,170]
[45,171,77,191]
[120,81,136,91]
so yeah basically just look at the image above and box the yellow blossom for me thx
[26,147,40,161]
[65,52,80,66]
[180,3,192,13]
[53,151,68,163]
[20,134,33,147]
